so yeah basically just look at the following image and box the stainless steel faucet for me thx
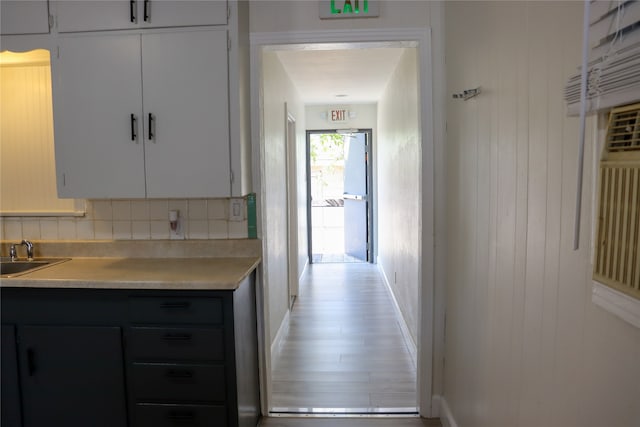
[10,240,34,261]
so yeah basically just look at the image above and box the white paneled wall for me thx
[261,51,306,345]
[1,198,248,241]
[377,48,421,344]
[444,2,640,427]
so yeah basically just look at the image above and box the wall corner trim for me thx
[439,396,459,427]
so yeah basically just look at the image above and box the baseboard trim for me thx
[431,394,441,419]
[439,397,458,427]
[270,309,290,363]
[377,260,418,368]
[299,258,309,282]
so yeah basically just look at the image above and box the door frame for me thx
[285,106,299,307]
[306,129,374,264]
[250,27,441,418]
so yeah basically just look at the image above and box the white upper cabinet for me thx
[52,33,146,198]
[54,0,228,33]
[1,0,50,35]
[52,28,231,198]
[142,30,230,198]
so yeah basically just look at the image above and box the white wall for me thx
[261,51,306,345]
[377,48,421,344]
[443,2,640,426]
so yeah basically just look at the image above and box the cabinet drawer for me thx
[131,363,226,402]
[133,403,226,427]
[129,327,224,361]
[129,297,223,324]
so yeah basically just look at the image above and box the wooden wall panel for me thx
[444,2,640,427]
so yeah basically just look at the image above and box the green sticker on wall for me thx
[247,193,257,239]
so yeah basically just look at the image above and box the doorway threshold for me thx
[270,408,419,416]
[311,253,365,263]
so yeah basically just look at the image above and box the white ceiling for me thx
[275,46,406,105]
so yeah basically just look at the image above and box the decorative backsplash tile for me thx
[0,198,248,241]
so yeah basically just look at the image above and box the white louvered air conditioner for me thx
[593,103,640,300]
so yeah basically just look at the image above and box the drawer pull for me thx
[168,410,196,424]
[144,0,151,22]
[163,333,193,341]
[166,369,194,380]
[160,301,192,311]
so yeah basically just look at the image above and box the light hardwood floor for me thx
[271,263,417,413]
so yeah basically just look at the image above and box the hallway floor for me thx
[271,263,417,413]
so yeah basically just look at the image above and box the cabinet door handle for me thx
[148,113,155,141]
[131,114,138,142]
[163,333,193,341]
[27,348,37,376]
[144,0,150,22]
[130,0,137,23]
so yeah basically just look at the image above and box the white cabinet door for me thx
[1,0,50,35]
[55,0,227,33]
[55,1,139,33]
[53,34,146,198]
[139,0,228,28]
[142,29,230,197]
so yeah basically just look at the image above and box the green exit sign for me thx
[319,0,379,19]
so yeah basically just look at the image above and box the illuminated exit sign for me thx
[329,109,349,122]
[319,0,379,19]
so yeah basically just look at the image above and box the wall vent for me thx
[594,103,640,299]
[605,105,640,153]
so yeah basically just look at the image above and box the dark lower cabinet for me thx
[133,403,227,427]
[19,326,127,427]
[1,273,259,427]
[1,325,22,427]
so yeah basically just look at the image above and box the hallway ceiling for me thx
[275,47,406,105]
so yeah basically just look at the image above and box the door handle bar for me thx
[130,0,137,23]
[130,114,138,142]
[148,113,155,141]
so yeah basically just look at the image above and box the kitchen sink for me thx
[0,258,70,278]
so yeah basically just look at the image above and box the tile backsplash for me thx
[0,198,248,241]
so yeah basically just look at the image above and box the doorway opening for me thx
[307,129,373,264]
[253,29,437,419]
